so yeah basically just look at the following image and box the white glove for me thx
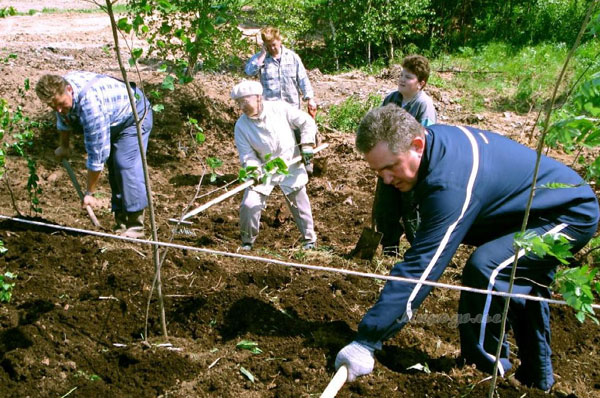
[334,341,375,382]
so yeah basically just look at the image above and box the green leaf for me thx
[161,75,175,91]
[152,104,165,113]
[131,48,143,60]
[195,132,205,144]
[236,340,263,354]
[537,182,579,189]
[117,17,132,33]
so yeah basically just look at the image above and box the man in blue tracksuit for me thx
[36,71,152,237]
[335,104,599,391]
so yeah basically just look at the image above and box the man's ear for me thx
[410,135,425,156]
[66,85,73,96]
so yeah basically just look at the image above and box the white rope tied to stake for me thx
[0,214,598,309]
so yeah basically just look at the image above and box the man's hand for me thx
[307,98,317,119]
[301,145,314,164]
[301,145,314,175]
[82,193,100,209]
[334,341,375,382]
[54,145,71,161]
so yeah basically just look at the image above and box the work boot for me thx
[113,211,127,234]
[121,210,145,238]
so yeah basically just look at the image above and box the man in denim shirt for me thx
[36,71,152,237]
[245,26,317,114]
[245,27,318,173]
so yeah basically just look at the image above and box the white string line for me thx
[1,214,598,310]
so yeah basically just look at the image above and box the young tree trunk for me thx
[327,0,339,71]
[105,0,168,339]
[388,35,394,65]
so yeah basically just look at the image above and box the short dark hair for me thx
[36,74,69,102]
[356,103,424,154]
[402,55,430,83]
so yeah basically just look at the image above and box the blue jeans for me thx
[107,90,153,213]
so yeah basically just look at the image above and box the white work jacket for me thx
[234,100,316,195]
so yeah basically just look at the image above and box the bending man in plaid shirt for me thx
[36,71,153,238]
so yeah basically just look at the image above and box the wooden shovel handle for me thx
[62,159,101,228]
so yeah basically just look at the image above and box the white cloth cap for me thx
[231,80,263,99]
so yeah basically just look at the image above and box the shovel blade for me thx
[350,228,383,260]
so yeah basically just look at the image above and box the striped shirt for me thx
[244,46,314,109]
[57,71,134,171]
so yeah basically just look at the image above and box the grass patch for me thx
[430,41,597,114]
[321,93,382,133]
[20,4,129,16]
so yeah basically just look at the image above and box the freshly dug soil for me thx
[0,4,599,397]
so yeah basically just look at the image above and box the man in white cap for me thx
[231,80,317,251]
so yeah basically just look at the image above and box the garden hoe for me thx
[62,159,101,228]
[168,143,329,227]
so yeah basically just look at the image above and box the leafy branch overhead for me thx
[121,0,244,86]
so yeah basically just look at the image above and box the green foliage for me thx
[206,157,223,182]
[0,6,16,17]
[238,165,260,182]
[433,42,571,113]
[553,265,599,324]
[186,117,205,145]
[236,340,263,354]
[238,154,289,185]
[0,240,6,254]
[325,93,381,133]
[124,0,244,87]
[545,67,600,184]
[0,80,43,215]
[246,0,316,48]
[0,271,16,303]
[304,0,432,69]
[514,230,573,265]
[1,53,17,64]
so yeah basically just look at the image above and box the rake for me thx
[168,143,329,227]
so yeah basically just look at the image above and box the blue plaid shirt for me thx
[57,71,134,171]
[245,46,314,109]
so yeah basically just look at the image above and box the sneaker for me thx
[302,242,316,250]
[240,243,252,251]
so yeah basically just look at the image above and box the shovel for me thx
[349,216,382,260]
[62,159,101,228]
[349,189,382,260]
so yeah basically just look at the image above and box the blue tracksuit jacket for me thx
[356,124,599,348]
